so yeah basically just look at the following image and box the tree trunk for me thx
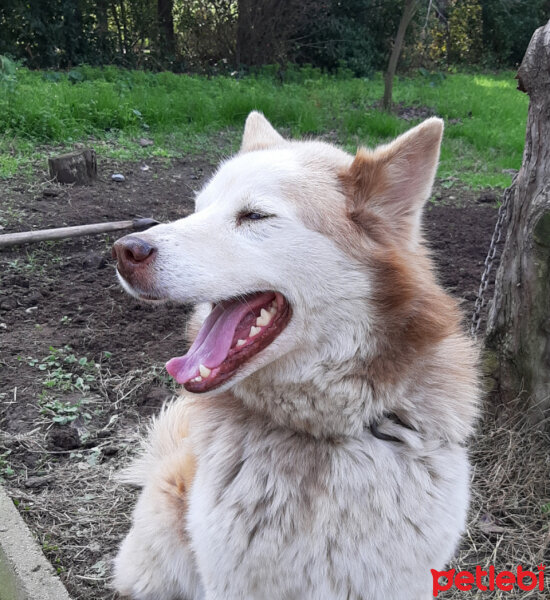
[157,0,175,58]
[485,20,550,423]
[96,0,110,59]
[48,150,97,185]
[119,0,129,56]
[382,0,418,111]
[111,1,125,56]
[236,0,255,66]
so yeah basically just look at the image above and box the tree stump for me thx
[485,20,550,423]
[48,149,97,185]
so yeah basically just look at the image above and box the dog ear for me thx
[342,118,443,248]
[241,111,286,153]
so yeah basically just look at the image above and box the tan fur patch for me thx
[162,451,197,498]
[145,400,201,543]
[300,121,461,386]
[365,247,461,385]
[157,447,196,542]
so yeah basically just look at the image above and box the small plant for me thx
[39,398,92,425]
[5,249,45,275]
[42,540,59,553]
[28,346,98,392]
[0,55,17,93]
[0,450,15,480]
[25,346,107,424]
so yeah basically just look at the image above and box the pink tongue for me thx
[166,292,274,384]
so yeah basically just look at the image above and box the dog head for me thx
[113,112,456,397]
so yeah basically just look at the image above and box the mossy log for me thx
[485,20,550,423]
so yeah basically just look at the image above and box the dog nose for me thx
[112,236,156,263]
[112,236,156,279]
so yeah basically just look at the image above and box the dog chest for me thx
[186,416,470,599]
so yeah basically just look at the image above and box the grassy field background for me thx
[0,65,528,188]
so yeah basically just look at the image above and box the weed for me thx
[0,55,18,93]
[26,346,107,424]
[40,398,92,425]
[0,450,14,481]
[42,540,60,553]
[30,346,97,391]
[4,248,46,275]
[0,203,26,227]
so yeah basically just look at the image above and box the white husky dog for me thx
[111,112,479,600]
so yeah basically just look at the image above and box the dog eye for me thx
[243,212,267,220]
[237,211,271,224]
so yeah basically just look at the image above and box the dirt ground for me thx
[0,156,547,599]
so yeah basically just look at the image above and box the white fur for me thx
[113,113,479,600]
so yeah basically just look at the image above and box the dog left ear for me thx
[342,118,443,248]
[241,111,286,153]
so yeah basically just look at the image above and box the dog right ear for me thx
[241,111,286,153]
[341,118,443,249]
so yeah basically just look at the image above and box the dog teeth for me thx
[192,376,203,382]
[256,308,273,327]
[199,364,211,378]
[249,326,261,337]
[269,300,277,315]
[236,339,246,347]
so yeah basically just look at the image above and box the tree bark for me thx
[95,0,110,58]
[236,0,259,66]
[157,0,175,58]
[485,20,550,423]
[48,150,97,185]
[111,1,125,56]
[383,0,418,111]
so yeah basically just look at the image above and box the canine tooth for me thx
[256,308,273,327]
[199,364,211,378]
[193,376,202,382]
[249,326,261,337]
[268,305,277,316]
[236,339,246,347]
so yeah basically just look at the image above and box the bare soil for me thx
[0,157,547,599]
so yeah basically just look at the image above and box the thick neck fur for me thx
[233,318,479,443]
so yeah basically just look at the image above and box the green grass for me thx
[0,65,528,188]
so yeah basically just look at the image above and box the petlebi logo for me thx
[431,565,545,596]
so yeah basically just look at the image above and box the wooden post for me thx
[485,20,550,422]
[48,149,97,185]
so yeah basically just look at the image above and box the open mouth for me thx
[165,291,291,393]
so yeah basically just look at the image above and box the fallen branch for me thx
[0,218,159,249]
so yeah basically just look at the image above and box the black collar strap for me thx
[369,413,415,443]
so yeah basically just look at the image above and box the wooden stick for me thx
[0,218,159,249]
